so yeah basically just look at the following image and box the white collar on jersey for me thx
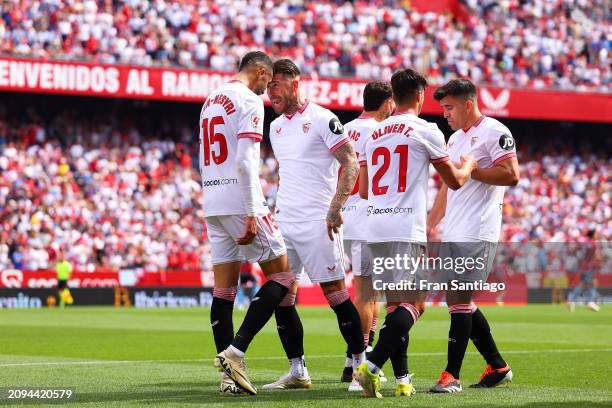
[462,115,486,133]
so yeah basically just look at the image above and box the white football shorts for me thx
[205,213,286,265]
[343,239,372,277]
[279,219,345,284]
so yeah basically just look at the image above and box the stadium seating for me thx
[0,0,609,91]
[0,112,609,271]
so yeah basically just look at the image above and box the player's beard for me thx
[271,94,298,115]
[283,96,301,115]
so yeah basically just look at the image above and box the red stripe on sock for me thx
[213,286,237,301]
[449,303,474,314]
[279,292,296,307]
[267,272,295,289]
[326,289,349,307]
[399,303,420,322]
[370,316,378,331]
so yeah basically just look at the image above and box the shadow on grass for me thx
[70,387,361,405]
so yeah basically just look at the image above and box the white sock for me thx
[227,345,244,359]
[396,374,411,384]
[352,351,366,372]
[290,356,308,377]
[366,360,380,374]
[345,356,353,368]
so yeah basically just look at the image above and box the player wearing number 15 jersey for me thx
[202,52,295,397]
[354,69,476,398]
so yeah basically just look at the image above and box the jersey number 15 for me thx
[201,116,228,166]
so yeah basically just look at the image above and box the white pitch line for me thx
[1,348,610,368]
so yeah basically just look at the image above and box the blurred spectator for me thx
[0,0,609,91]
[0,104,609,273]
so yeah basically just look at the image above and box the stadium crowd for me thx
[1,0,610,91]
[0,108,609,273]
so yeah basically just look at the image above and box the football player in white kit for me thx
[203,52,294,396]
[428,79,519,393]
[353,69,477,398]
[340,81,394,391]
[263,59,367,390]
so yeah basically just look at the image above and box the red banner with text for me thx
[1,57,610,122]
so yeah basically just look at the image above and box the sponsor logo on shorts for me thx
[327,265,337,272]
[202,178,238,187]
[367,206,413,215]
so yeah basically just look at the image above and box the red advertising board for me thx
[0,269,209,289]
[1,56,610,122]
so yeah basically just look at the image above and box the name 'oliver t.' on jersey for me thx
[360,113,449,243]
[199,80,268,217]
[270,101,350,222]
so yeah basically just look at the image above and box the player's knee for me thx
[267,272,295,289]
[320,279,345,294]
[279,292,296,307]
[212,286,237,302]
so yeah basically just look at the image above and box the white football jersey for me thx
[342,114,379,241]
[361,113,448,243]
[443,116,517,242]
[199,80,268,217]
[270,101,350,222]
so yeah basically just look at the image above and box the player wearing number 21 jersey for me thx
[354,69,476,398]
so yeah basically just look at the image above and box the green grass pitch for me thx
[1,305,611,407]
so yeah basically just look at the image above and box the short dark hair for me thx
[238,51,273,72]
[273,59,301,78]
[363,81,393,111]
[390,69,428,105]
[433,79,477,101]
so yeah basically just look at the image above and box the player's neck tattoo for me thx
[285,98,305,116]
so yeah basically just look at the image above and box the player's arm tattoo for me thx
[328,142,359,225]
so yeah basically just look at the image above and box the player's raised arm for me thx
[234,75,267,245]
[471,155,520,186]
[328,141,359,240]
[358,164,368,199]
[235,136,260,244]
[427,182,447,237]
[433,155,477,190]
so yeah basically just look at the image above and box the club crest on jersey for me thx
[302,122,311,133]
[251,114,262,132]
[471,136,478,146]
